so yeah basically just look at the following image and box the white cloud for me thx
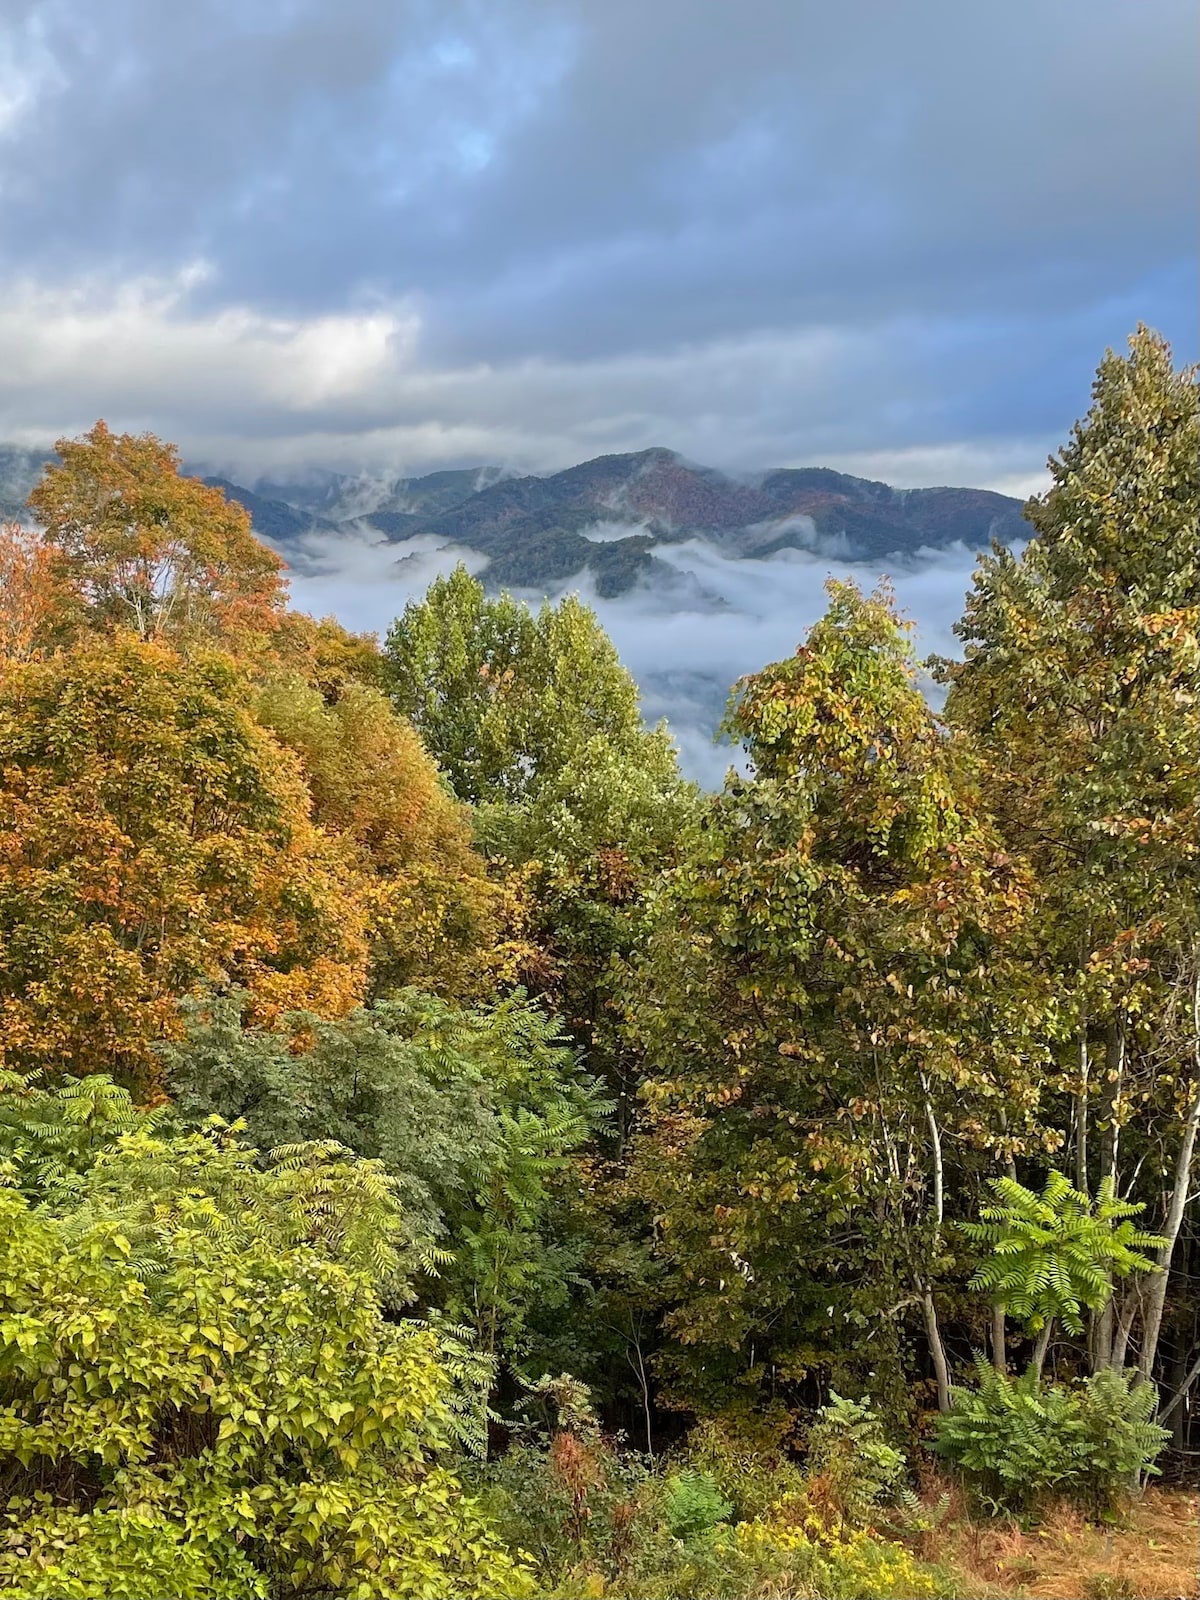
[278,522,994,787]
[0,267,417,438]
[0,265,1061,493]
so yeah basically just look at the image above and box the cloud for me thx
[0,0,1192,482]
[0,262,1128,495]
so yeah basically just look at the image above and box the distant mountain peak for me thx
[1,440,1029,601]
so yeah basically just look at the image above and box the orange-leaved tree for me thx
[255,675,508,999]
[27,421,286,649]
[0,521,74,663]
[0,634,368,1090]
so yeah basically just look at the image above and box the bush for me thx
[0,1094,530,1599]
[0,1508,263,1600]
[678,1417,806,1521]
[660,1470,733,1541]
[933,1356,1169,1514]
[729,1519,956,1599]
[569,1517,956,1600]
[469,1379,665,1586]
[805,1393,907,1522]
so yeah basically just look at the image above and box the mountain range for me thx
[1,443,1029,600]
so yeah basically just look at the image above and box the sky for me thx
[1,0,1195,781]
[0,0,1195,493]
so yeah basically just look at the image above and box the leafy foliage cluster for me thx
[934,1358,1170,1515]
[0,1079,529,1598]
[804,1393,907,1522]
[161,989,608,1359]
[963,1172,1166,1337]
[470,1380,953,1599]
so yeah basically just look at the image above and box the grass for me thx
[901,1484,1199,1600]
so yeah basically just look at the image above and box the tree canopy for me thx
[0,636,369,1089]
[28,422,286,649]
[1,334,1197,1594]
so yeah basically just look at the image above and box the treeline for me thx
[0,327,1195,1598]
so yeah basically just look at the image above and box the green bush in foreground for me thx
[805,1393,907,1523]
[472,1382,952,1600]
[933,1356,1169,1514]
[0,1080,531,1599]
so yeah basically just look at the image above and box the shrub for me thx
[933,1356,1169,1514]
[0,1102,531,1598]
[732,1519,956,1599]
[470,1379,665,1586]
[660,1470,733,1541]
[678,1417,806,1521]
[805,1393,907,1522]
[0,1508,263,1600]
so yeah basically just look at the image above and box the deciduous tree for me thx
[256,676,502,999]
[623,583,1052,1419]
[28,422,286,649]
[0,636,367,1089]
[942,326,1199,1385]
[0,522,72,663]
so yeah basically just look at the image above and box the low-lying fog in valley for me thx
[284,523,997,787]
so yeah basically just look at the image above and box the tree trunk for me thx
[1158,1348,1200,1429]
[923,1083,945,1230]
[1101,1021,1126,1186]
[922,1287,952,1412]
[1092,1301,1113,1373]
[991,1304,1007,1374]
[1074,1029,1090,1193]
[1031,1318,1055,1380]
[1092,1022,1127,1371]
[920,1082,951,1411]
[1138,978,1200,1384]
[1110,1287,1140,1371]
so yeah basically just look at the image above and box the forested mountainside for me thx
[217,448,1029,596]
[0,442,1027,596]
[0,329,1196,1600]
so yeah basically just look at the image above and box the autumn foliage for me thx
[27,421,286,649]
[0,423,499,1089]
[0,636,369,1086]
[0,521,72,661]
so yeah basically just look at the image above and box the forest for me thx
[0,326,1195,1599]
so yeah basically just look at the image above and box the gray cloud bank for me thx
[0,0,1194,490]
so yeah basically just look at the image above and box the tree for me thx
[962,1172,1165,1376]
[385,567,697,1095]
[385,566,538,807]
[160,988,609,1365]
[384,565,684,811]
[0,635,368,1089]
[271,610,388,701]
[621,583,1053,1419]
[28,422,286,649]
[0,1078,531,1598]
[941,327,1199,1385]
[255,676,502,1000]
[0,522,72,663]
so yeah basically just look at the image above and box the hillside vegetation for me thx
[0,328,1196,1598]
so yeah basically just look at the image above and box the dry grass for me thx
[908,1484,1199,1600]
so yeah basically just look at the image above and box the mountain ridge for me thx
[1,442,1029,599]
[234,446,1030,598]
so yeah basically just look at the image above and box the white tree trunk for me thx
[1137,973,1200,1384]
